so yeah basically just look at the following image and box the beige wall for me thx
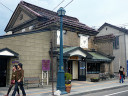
[96,41,113,56]
[0,31,51,84]
[63,31,80,47]
[13,11,31,27]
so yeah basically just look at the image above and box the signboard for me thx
[12,60,19,64]
[69,56,78,60]
[80,67,85,69]
[42,60,50,71]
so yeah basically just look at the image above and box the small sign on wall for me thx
[42,60,50,71]
[12,60,19,64]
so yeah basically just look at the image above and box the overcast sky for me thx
[0,0,128,35]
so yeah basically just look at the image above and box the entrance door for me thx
[0,57,7,87]
[72,61,78,79]
[78,61,86,81]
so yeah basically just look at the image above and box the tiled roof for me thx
[98,23,128,34]
[95,34,115,41]
[19,1,98,35]
[88,51,111,62]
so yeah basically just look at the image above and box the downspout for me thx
[124,33,127,76]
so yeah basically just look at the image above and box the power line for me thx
[52,0,65,11]
[64,0,74,8]
[0,1,13,12]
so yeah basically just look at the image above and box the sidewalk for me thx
[0,78,128,96]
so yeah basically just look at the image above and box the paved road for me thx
[80,86,128,96]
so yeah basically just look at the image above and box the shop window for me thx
[87,63,100,74]
[113,36,119,49]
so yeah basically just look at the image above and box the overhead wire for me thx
[64,0,74,8]
[0,1,13,12]
[52,0,65,11]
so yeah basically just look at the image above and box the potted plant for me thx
[90,77,100,82]
[65,73,72,93]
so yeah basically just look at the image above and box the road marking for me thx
[104,90,128,96]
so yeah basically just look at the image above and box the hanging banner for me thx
[127,60,128,76]
[42,60,50,71]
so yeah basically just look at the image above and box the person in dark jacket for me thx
[119,66,124,83]
[4,65,20,96]
[12,63,26,96]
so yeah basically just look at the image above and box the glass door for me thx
[78,61,86,81]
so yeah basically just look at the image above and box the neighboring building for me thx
[94,34,115,74]
[97,23,128,75]
[0,1,113,87]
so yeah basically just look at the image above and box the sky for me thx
[0,0,128,35]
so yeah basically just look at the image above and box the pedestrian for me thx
[123,68,125,80]
[4,65,20,96]
[12,63,26,96]
[119,66,124,83]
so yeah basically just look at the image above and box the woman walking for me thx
[4,65,20,96]
[12,63,26,96]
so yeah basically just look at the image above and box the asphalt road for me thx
[80,86,128,96]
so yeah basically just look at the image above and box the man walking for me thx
[12,63,26,96]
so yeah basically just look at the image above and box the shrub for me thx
[65,73,72,85]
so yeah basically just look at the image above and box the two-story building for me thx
[97,23,128,75]
[0,1,113,87]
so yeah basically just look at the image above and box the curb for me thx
[68,84,128,96]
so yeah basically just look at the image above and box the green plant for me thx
[65,73,72,85]
[65,73,72,80]
[90,77,99,82]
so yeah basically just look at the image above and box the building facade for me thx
[97,23,128,75]
[0,1,114,87]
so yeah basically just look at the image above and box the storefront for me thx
[56,47,113,81]
[0,48,19,87]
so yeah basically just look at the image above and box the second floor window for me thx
[113,36,119,49]
[57,30,66,45]
[80,35,89,48]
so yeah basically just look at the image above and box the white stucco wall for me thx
[98,25,126,73]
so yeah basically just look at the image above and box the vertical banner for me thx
[127,60,128,76]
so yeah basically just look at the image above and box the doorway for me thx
[78,61,86,81]
[0,57,7,87]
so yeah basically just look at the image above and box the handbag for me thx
[11,80,15,84]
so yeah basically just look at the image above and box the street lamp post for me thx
[57,7,67,94]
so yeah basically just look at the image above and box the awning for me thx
[87,51,112,62]
[0,48,19,57]
[52,47,113,62]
